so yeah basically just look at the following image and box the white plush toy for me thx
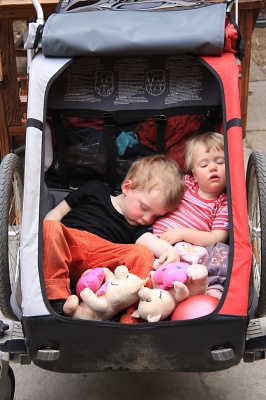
[63,265,149,321]
[132,263,208,322]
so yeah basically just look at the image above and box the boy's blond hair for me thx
[184,132,224,173]
[123,154,184,210]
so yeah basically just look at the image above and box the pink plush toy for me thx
[76,267,105,298]
[152,262,190,290]
[174,241,209,264]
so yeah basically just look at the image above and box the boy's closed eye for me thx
[141,203,148,212]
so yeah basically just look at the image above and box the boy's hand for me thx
[160,228,184,245]
[136,232,180,267]
[153,247,180,270]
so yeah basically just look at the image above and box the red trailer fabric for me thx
[202,53,252,316]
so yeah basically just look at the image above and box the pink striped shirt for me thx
[153,174,228,237]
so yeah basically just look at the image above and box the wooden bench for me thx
[0,1,58,159]
[0,0,263,160]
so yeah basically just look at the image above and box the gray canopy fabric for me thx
[42,2,227,57]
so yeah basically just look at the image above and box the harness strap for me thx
[155,115,167,154]
[226,118,242,130]
[52,117,70,189]
[103,113,119,188]
[26,118,43,131]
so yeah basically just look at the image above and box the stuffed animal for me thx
[63,265,149,321]
[153,242,209,271]
[132,282,189,322]
[152,261,190,289]
[174,241,209,264]
[132,263,208,322]
[76,267,105,298]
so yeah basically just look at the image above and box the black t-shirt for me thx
[61,180,150,243]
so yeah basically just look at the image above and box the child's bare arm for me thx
[160,228,228,247]
[136,232,180,265]
[44,200,72,221]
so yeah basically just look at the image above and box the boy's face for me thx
[192,144,226,199]
[121,180,169,226]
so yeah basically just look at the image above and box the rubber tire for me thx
[255,19,266,28]
[7,366,15,400]
[255,9,266,28]
[246,151,266,317]
[0,363,15,400]
[0,154,24,320]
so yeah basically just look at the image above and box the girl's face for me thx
[120,180,169,226]
[192,144,226,200]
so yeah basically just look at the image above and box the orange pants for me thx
[43,220,154,300]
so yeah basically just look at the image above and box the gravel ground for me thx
[251,25,266,74]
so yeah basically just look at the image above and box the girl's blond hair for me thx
[123,154,184,210]
[184,132,224,173]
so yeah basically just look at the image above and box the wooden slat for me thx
[0,54,11,158]
[0,18,21,126]
[8,121,27,136]
[238,5,261,137]
[0,95,11,158]
[0,1,58,19]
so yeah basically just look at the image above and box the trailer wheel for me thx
[246,151,266,317]
[0,154,24,320]
[0,362,15,400]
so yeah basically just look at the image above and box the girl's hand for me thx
[160,229,184,245]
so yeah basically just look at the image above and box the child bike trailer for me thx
[1,0,266,398]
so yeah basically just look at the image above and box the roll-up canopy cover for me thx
[42,1,228,57]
